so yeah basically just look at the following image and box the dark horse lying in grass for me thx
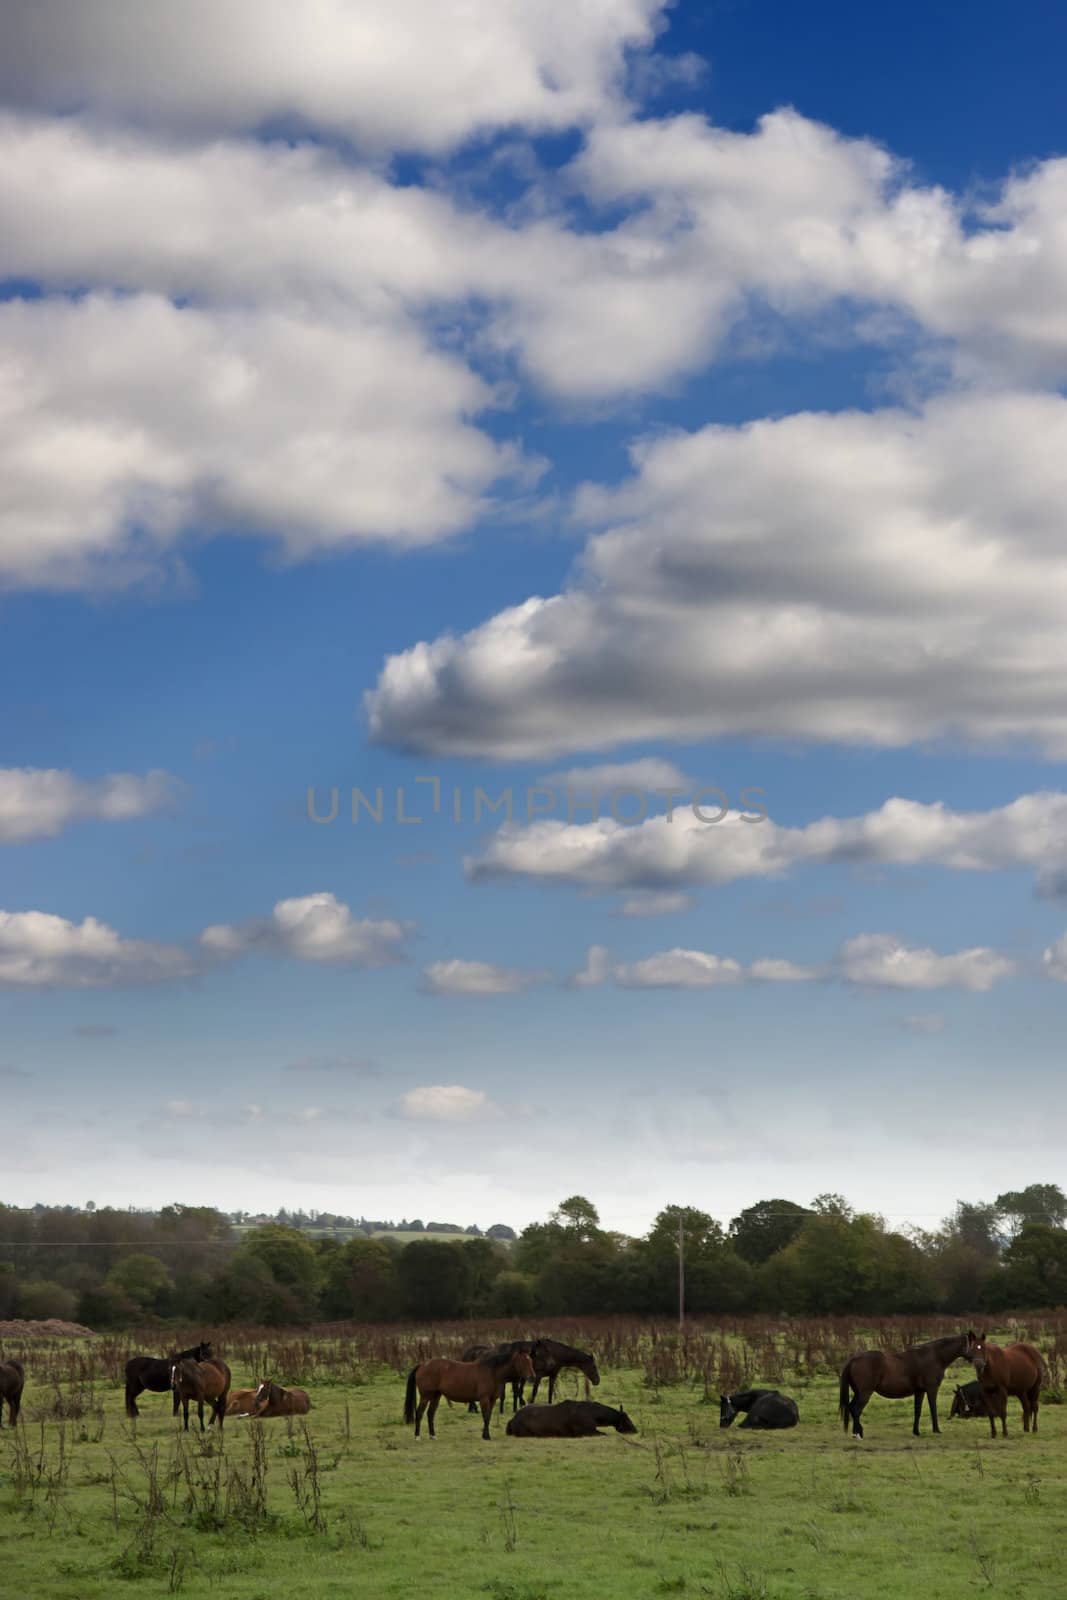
[949,1379,985,1419]
[405,1347,535,1440]
[719,1389,799,1429]
[0,1359,24,1426]
[125,1341,212,1418]
[506,1400,636,1437]
[839,1330,969,1438]
[966,1329,1048,1438]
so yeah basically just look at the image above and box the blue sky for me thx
[2,0,1067,1236]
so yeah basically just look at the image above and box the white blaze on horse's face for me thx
[971,1344,987,1374]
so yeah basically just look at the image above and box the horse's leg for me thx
[125,1379,141,1420]
[182,1396,190,1432]
[912,1390,924,1436]
[198,1398,206,1432]
[414,1394,428,1438]
[927,1386,941,1434]
[849,1387,869,1438]
[547,1372,556,1404]
[480,1397,493,1441]
[426,1394,441,1439]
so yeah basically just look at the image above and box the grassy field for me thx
[1,1318,1065,1600]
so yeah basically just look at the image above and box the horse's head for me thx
[966,1330,990,1374]
[171,1359,193,1390]
[515,1351,536,1382]
[581,1357,600,1387]
[615,1408,638,1434]
[949,1386,965,1419]
[250,1380,271,1413]
[719,1393,738,1428]
[197,1342,213,1362]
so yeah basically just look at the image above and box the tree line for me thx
[1,1185,1065,1328]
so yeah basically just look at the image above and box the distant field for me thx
[1,1314,1065,1599]
[229,1225,492,1244]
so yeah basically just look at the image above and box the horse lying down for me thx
[949,1380,985,1419]
[506,1400,636,1437]
[719,1389,799,1429]
[228,1379,311,1418]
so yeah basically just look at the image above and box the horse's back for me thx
[741,1392,799,1429]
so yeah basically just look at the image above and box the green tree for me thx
[321,1238,399,1320]
[16,1279,79,1320]
[1002,1223,1067,1305]
[397,1240,473,1320]
[106,1253,173,1314]
[729,1199,809,1264]
[995,1184,1067,1240]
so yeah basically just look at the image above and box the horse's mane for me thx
[534,1338,592,1362]
[481,1346,524,1369]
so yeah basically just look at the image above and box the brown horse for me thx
[225,1388,259,1417]
[404,1347,535,1440]
[172,1357,231,1431]
[0,1360,24,1426]
[244,1379,311,1418]
[839,1330,969,1437]
[966,1330,1047,1438]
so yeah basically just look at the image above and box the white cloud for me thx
[465,791,1067,895]
[201,892,413,968]
[0,1,665,151]
[0,766,176,842]
[615,948,744,989]
[838,934,1014,993]
[537,758,692,792]
[571,937,1013,993]
[368,390,1067,760]
[421,959,551,996]
[0,909,194,989]
[0,293,521,589]
[398,1084,498,1122]
[1041,934,1067,983]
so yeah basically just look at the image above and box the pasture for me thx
[1,1315,1066,1600]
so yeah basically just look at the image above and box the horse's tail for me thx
[403,1366,419,1425]
[839,1362,853,1431]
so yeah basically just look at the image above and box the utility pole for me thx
[678,1212,685,1329]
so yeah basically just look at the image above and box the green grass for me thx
[1,1355,1064,1599]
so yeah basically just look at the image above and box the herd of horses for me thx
[0,1325,1051,1446]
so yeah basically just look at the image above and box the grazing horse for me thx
[461,1341,534,1415]
[0,1359,24,1426]
[506,1400,636,1438]
[949,1380,985,1420]
[125,1341,212,1419]
[243,1379,311,1418]
[839,1330,969,1438]
[172,1357,231,1432]
[966,1330,1047,1439]
[404,1347,535,1440]
[720,1389,799,1430]
[526,1338,601,1405]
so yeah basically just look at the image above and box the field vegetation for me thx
[2,1312,1067,1600]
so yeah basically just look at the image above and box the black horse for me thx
[720,1388,799,1429]
[526,1338,601,1405]
[949,1379,986,1419]
[462,1341,535,1414]
[0,1359,24,1426]
[506,1399,636,1437]
[125,1341,212,1418]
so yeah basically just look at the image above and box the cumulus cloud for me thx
[0,766,176,841]
[0,1,665,151]
[837,934,1014,992]
[0,909,194,989]
[572,937,1012,993]
[0,293,522,589]
[398,1084,498,1122]
[466,790,1067,897]
[368,390,1067,760]
[200,892,413,968]
[421,959,551,996]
